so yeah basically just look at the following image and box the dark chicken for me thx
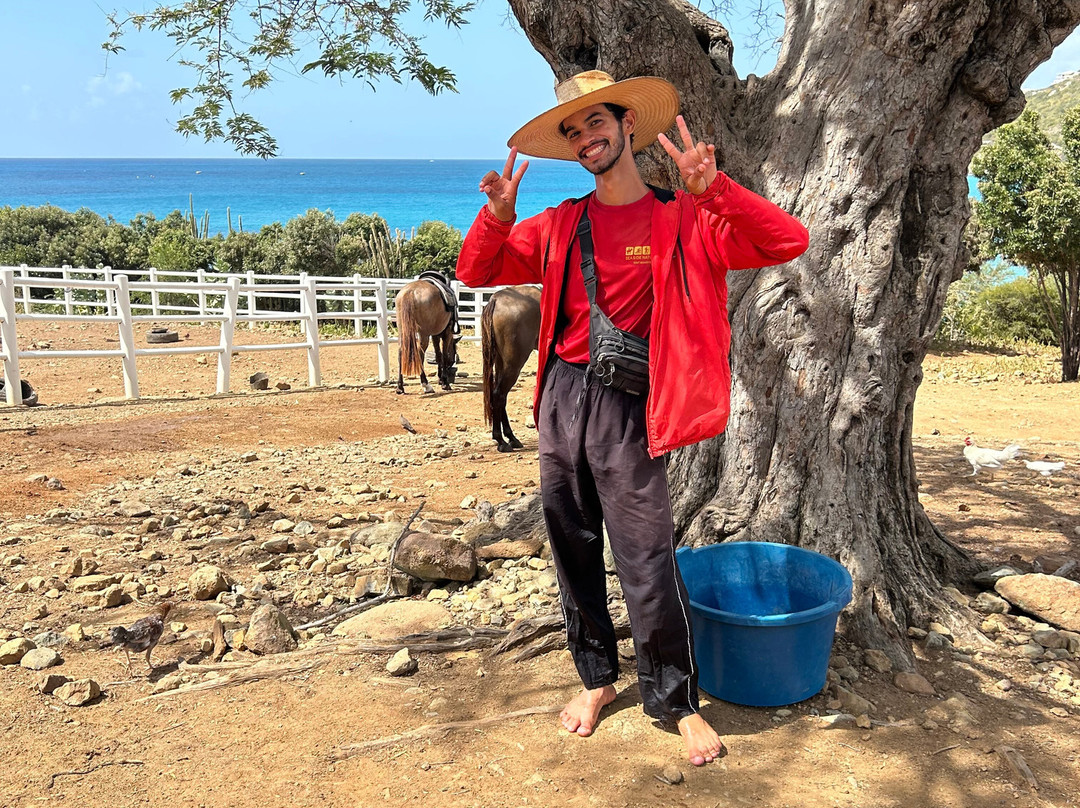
[108,601,173,674]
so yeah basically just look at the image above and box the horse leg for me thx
[396,346,405,395]
[419,335,434,394]
[433,334,450,391]
[493,388,514,452]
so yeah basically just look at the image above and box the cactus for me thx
[362,221,408,278]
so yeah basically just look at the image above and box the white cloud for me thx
[86,71,142,101]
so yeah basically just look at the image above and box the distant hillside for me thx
[1024,70,1080,145]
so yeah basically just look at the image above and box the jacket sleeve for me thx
[455,205,552,287]
[692,172,809,271]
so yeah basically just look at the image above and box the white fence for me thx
[0,265,508,406]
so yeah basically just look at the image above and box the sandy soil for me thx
[1,322,1078,808]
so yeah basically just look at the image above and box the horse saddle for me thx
[416,271,460,333]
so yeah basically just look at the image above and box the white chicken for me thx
[1023,459,1066,477]
[963,438,1021,476]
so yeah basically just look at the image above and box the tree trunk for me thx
[508,0,1080,662]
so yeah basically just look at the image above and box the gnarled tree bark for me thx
[506,0,1080,663]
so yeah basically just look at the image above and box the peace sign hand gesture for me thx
[480,148,530,222]
[657,115,719,195]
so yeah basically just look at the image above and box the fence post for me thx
[352,273,364,337]
[62,265,74,316]
[19,264,32,315]
[375,278,390,383]
[0,269,23,405]
[104,267,115,316]
[216,277,240,394]
[246,270,256,330]
[197,268,207,316]
[149,266,161,316]
[301,275,322,387]
[114,274,140,399]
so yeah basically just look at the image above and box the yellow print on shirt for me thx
[625,245,651,264]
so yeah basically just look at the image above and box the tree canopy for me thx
[105,0,475,158]
[972,109,1080,379]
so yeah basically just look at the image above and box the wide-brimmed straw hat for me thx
[508,70,679,161]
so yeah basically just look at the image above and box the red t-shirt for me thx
[555,192,654,364]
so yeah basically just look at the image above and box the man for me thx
[456,71,809,766]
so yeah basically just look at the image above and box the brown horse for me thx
[481,285,542,451]
[395,280,460,394]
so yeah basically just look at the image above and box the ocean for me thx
[0,158,589,236]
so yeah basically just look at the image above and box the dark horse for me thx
[481,285,542,451]
[395,280,461,394]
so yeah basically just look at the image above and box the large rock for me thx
[188,565,231,600]
[834,685,874,716]
[386,647,418,676]
[69,574,121,593]
[0,638,35,665]
[54,678,101,706]
[995,574,1080,632]
[245,604,298,655]
[894,672,936,696]
[20,648,61,670]
[333,600,453,640]
[394,532,476,582]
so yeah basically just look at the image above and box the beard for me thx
[578,127,627,176]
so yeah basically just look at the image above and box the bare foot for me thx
[677,714,726,766]
[560,685,617,737]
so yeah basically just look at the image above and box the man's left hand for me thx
[658,115,719,195]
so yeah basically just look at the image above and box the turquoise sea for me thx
[0,158,587,236]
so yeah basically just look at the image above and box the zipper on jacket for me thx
[675,236,691,302]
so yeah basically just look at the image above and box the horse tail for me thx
[397,290,424,377]
[481,296,499,426]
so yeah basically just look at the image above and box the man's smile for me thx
[579,140,608,160]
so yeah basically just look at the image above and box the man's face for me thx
[560,104,632,176]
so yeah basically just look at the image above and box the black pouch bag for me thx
[576,208,650,396]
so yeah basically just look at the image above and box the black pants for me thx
[538,357,700,722]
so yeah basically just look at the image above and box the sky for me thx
[2,2,1080,160]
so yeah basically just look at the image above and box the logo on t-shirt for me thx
[625,245,651,264]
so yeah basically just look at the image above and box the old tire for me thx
[146,328,179,344]
[0,379,38,406]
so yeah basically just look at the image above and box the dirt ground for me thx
[1,321,1079,808]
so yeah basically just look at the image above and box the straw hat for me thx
[508,70,680,161]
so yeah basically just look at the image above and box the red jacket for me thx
[456,173,809,457]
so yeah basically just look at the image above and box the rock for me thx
[272,519,295,533]
[100,584,125,608]
[659,765,684,785]
[386,647,418,676]
[332,600,453,640]
[20,647,61,670]
[37,673,70,694]
[943,587,970,607]
[351,522,405,548]
[245,604,298,655]
[907,627,928,639]
[119,501,152,518]
[996,678,1012,691]
[1060,631,1080,654]
[856,714,872,729]
[0,637,35,665]
[188,565,230,600]
[835,685,874,716]
[63,624,85,643]
[894,672,936,695]
[863,649,892,673]
[1020,643,1045,660]
[352,571,388,598]
[995,574,1080,632]
[69,574,119,592]
[925,631,951,650]
[261,537,290,554]
[394,532,477,582]
[1032,629,1068,649]
[460,495,477,510]
[974,592,1010,614]
[973,565,1024,588]
[151,674,183,694]
[928,622,953,639]
[54,678,101,706]
[474,537,544,560]
[32,631,67,649]
[817,713,857,728]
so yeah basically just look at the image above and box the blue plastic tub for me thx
[676,542,853,707]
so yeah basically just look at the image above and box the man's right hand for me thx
[480,148,529,222]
